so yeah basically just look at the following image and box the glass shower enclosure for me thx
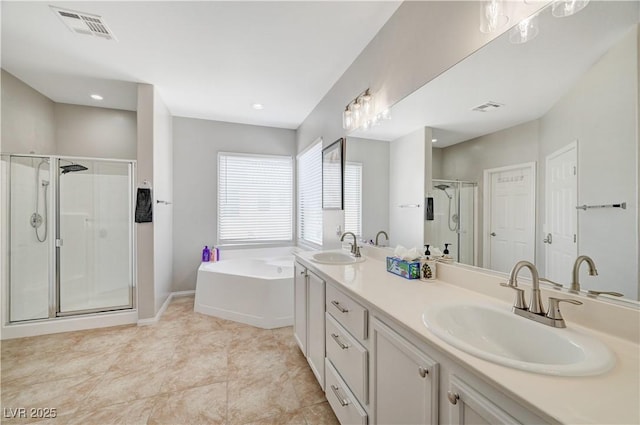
[3,155,135,322]
[426,179,477,266]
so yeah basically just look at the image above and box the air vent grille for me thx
[472,101,504,112]
[51,6,117,41]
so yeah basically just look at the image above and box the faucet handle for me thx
[539,277,563,289]
[546,297,583,321]
[354,246,361,258]
[587,290,623,297]
[500,283,527,310]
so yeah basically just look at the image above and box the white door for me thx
[545,142,577,283]
[484,163,536,273]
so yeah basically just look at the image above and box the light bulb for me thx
[509,14,539,44]
[552,0,589,18]
[479,0,509,33]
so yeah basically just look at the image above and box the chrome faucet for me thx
[571,255,598,292]
[375,230,389,247]
[501,260,582,328]
[340,232,361,257]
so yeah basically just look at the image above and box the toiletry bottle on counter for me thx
[202,246,211,262]
[420,257,437,281]
[213,247,220,262]
[424,244,431,258]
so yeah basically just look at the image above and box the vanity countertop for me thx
[295,250,640,425]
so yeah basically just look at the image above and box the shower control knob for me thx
[490,232,496,237]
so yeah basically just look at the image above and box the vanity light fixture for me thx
[90,94,103,101]
[479,0,509,34]
[342,89,391,132]
[509,14,540,44]
[552,0,590,18]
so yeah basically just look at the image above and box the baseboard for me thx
[137,290,195,326]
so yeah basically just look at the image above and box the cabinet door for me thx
[293,262,307,355]
[372,317,439,425]
[307,270,326,389]
[448,375,521,425]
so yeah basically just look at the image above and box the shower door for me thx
[57,158,134,315]
[7,156,53,321]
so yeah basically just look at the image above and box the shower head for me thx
[434,184,453,199]
[60,164,88,174]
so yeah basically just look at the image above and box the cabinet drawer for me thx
[326,284,368,341]
[326,313,368,404]
[325,358,367,425]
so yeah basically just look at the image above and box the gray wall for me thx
[153,90,173,312]
[346,137,390,242]
[538,26,638,298]
[55,103,136,160]
[437,120,540,265]
[172,117,296,291]
[295,0,546,248]
[1,69,55,154]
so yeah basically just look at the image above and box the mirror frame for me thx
[322,138,345,210]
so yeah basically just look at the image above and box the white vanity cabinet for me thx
[293,261,325,389]
[447,375,520,425]
[293,261,307,354]
[371,317,439,425]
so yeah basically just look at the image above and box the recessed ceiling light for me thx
[251,103,264,110]
[90,94,103,101]
[432,138,438,143]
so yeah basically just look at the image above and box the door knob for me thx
[447,391,460,405]
[490,232,496,237]
[543,233,552,244]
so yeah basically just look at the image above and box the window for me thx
[344,161,362,238]
[218,153,293,244]
[297,141,323,245]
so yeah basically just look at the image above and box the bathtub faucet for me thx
[340,232,361,258]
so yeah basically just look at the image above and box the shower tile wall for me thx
[10,158,50,321]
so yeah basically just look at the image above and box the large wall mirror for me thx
[347,1,639,302]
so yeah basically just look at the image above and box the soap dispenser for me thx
[424,244,431,258]
[443,243,451,255]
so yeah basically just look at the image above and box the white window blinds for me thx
[297,142,323,245]
[344,161,362,238]
[218,153,293,243]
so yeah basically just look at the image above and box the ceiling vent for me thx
[472,101,504,112]
[50,6,117,41]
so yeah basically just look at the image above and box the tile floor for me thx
[0,296,339,425]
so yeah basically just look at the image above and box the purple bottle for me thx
[202,246,211,262]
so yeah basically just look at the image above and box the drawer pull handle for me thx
[447,391,460,405]
[418,366,429,378]
[330,385,350,407]
[331,333,349,350]
[331,300,349,313]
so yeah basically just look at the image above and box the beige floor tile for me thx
[241,409,308,425]
[64,396,157,425]
[228,347,288,379]
[147,382,227,425]
[227,370,300,425]
[289,362,327,408]
[83,367,168,410]
[160,348,228,393]
[178,328,233,352]
[108,345,175,377]
[302,402,340,425]
[1,375,102,424]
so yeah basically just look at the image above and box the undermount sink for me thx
[310,251,365,265]
[422,303,615,376]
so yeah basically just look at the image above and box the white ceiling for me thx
[351,1,639,147]
[1,1,401,129]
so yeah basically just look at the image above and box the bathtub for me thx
[194,255,294,329]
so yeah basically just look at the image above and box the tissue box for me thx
[386,257,420,279]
